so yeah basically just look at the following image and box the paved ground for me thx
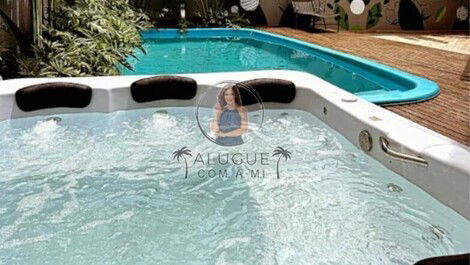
[262,27,470,146]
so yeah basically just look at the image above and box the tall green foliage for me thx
[191,0,249,28]
[194,0,225,18]
[18,0,152,77]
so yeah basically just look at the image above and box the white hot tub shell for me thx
[0,70,468,220]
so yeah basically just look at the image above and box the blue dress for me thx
[216,109,244,146]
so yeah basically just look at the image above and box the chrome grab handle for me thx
[379,137,428,167]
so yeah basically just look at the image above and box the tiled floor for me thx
[262,28,470,145]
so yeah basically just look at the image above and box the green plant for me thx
[17,0,152,77]
[178,18,190,34]
[188,0,249,29]
[195,9,249,28]
[194,0,225,18]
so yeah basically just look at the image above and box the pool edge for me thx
[138,28,440,105]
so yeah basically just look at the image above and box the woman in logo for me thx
[210,84,248,146]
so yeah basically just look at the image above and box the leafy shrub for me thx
[17,0,152,77]
[150,0,249,32]
[190,0,250,29]
[192,9,250,28]
[177,10,249,34]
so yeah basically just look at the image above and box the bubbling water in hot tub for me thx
[0,107,467,264]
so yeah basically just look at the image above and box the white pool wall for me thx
[0,70,468,219]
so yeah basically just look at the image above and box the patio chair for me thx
[291,0,340,32]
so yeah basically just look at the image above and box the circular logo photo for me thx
[195,81,264,147]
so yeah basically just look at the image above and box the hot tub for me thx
[0,70,468,264]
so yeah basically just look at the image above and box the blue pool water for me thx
[120,29,439,104]
[0,108,468,264]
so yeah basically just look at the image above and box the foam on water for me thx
[0,108,468,264]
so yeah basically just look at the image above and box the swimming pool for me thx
[120,29,439,105]
[0,107,468,264]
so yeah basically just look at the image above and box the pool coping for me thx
[137,28,440,105]
[0,70,468,220]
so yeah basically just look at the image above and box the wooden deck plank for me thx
[373,34,470,55]
[261,27,470,146]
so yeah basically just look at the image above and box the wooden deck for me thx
[262,27,470,146]
[373,34,470,55]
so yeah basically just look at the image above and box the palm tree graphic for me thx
[173,146,192,178]
[272,147,292,179]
